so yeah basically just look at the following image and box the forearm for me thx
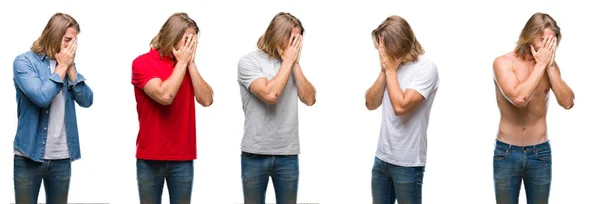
[385,70,408,108]
[67,69,94,108]
[55,64,69,81]
[67,65,77,83]
[292,64,316,105]
[547,66,574,108]
[365,71,386,110]
[161,61,188,98]
[266,61,294,97]
[513,63,546,102]
[188,63,213,106]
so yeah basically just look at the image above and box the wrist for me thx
[282,60,294,69]
[385,68,397,75]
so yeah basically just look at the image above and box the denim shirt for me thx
[13,51,94,162]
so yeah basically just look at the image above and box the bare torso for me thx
[495,53,551,146]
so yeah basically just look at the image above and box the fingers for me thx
[190,35,197,51]
[291,34,299,50]
[71,38,78,54]
[530,45,537,55]
[172,47,178,56]
[288,34,294,48]
[550,37,557,63]
[184,34,190,49]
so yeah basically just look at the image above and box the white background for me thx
[0,0,598,203]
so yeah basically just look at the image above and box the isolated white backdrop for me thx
[0,0,598,203]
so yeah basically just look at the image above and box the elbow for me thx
[261,93,280,104]
[79,100,93,108]
[196,96,213,107]
[510,95,528,108]
[32,96,53,109]
[34,100,52,109]
[79,94,94,108]
[264,96,279,104]
[560,100,574,110]
[304,98,316,106]
[157,95,175,106]
[393,106,408,116]
[366,101,379,110]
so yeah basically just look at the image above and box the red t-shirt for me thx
[131,49,196,161]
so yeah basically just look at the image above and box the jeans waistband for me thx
[495,139,551,152]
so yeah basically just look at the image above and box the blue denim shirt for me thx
[13,51,93,162]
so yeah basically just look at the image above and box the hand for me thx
[172,34,195,65]
[378,39,401,73]
[296,35,303,63]
[277,34,301,64]
[530,35,556,68]
[190,35,198,64]
[56,38,77,68]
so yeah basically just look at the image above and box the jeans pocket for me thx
[493,148,509,160]
[535,148,552,161]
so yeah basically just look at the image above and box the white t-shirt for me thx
[376,55,439,167]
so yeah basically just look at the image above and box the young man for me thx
[492,12,574,204]
[131,12,213,204]
[12,13,94,203]
[237,12,316,204]
[365,15,440,204]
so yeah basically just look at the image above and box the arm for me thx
[547,63,574,109]
[493,57,547,108]
[365,70,386,110]
[142,61,188,106]
[188,62,213,107]
[136,34,195,105]
[245,59,294,104]
[67,65,93,108]
[292,63,316,106]
[385,68,432,116]
[240,34,301,104]
[493,37,557,108]
[13,55,66,108]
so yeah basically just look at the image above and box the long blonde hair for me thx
[257,12,304,59]
[31,13,80,59]
[150,12,199,58]
[515,12,561,59]
[372,15,424,64]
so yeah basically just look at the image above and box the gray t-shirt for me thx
[376,55,439,167]
[237,50,299,155]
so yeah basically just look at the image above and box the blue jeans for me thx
[13,155,71,204]
[241,152,299,204]
[371,157,424,204]
[493,140,552,204]
[136,159,194,204]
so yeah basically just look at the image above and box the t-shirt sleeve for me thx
[132,56,159,89]
[406,62,439,100]
[238,55,266,89]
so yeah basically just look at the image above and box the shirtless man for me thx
[492,12,574,204]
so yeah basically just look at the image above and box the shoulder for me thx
[239,50,271,67]
[412,55,438,75]
[14,51,36,62]
[493,52,515,71]
[240,50,268,62]
[132,51,154,69]
[13,51,39,70]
